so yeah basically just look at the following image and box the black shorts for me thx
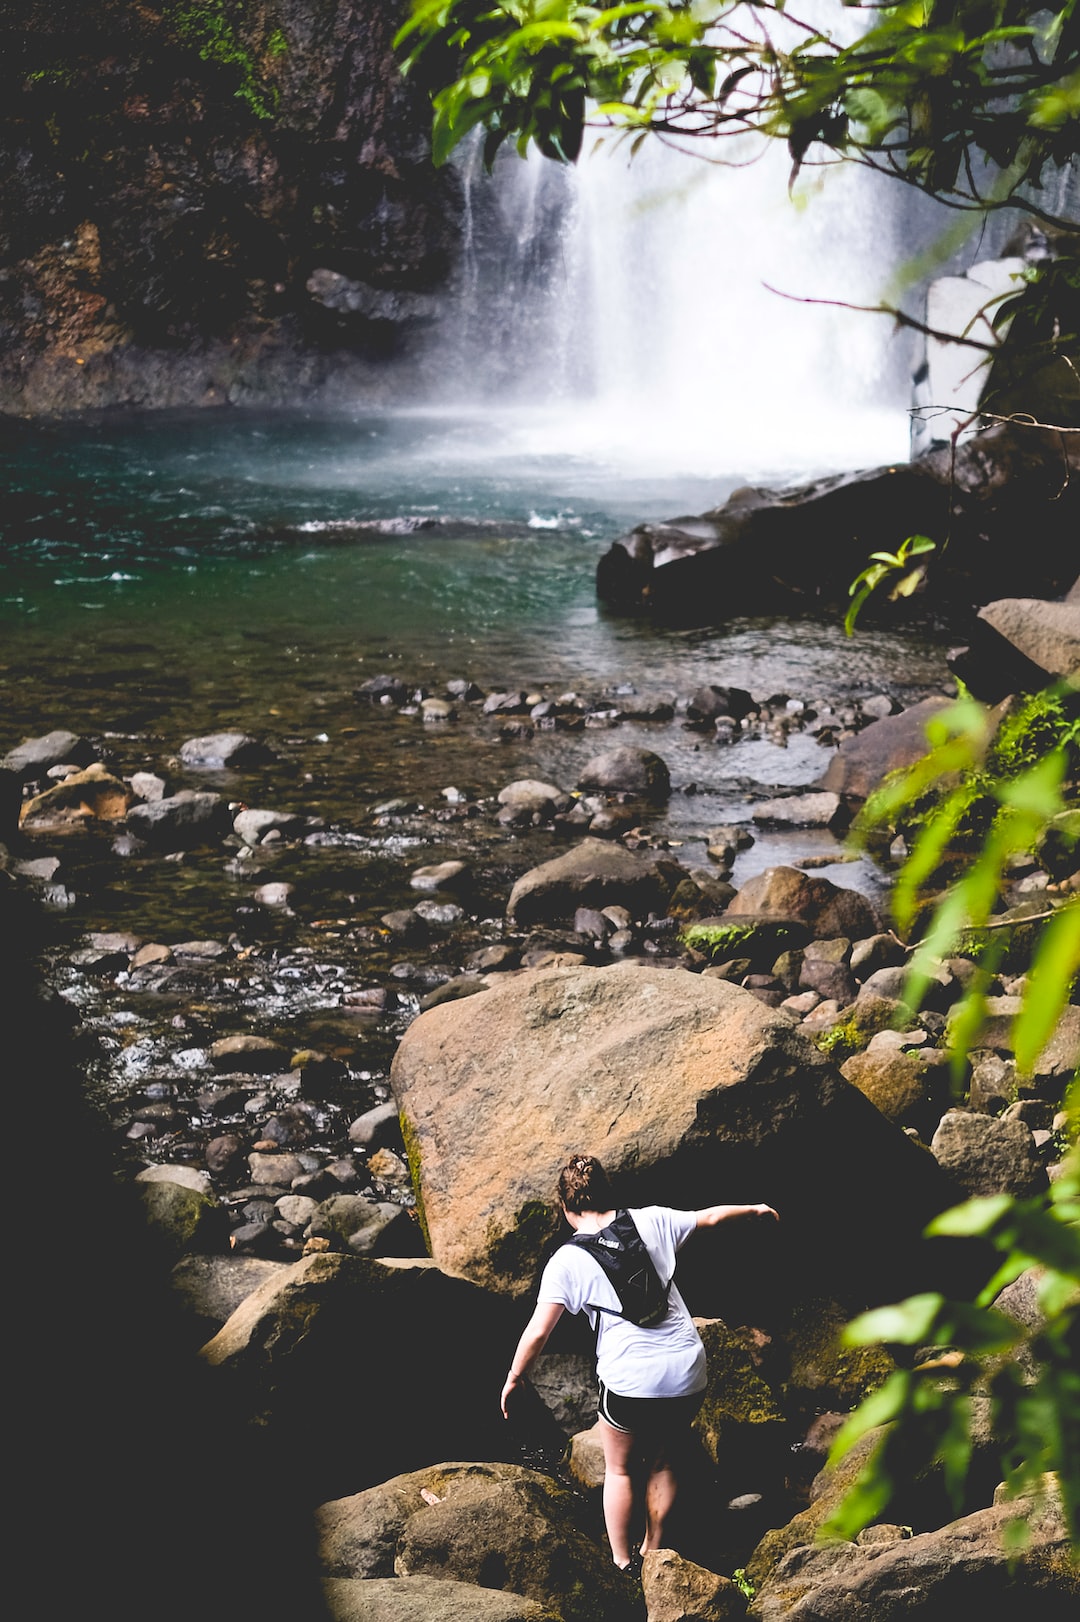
[597,1379,705,1437]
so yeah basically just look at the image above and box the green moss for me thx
[169,2,283,120]
[813,1020,862,1062]
[398,1112,430,1253]
[681,917,806,966]
[485,1200,559,1287]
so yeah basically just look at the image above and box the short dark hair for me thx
[558,1153,615,1214]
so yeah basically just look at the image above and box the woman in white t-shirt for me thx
[500,1153,779,1576]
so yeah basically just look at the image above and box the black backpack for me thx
[567,1209,671,1328]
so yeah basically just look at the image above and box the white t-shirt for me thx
[537,1206,706,1399]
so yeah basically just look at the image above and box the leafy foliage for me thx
[823,1140,1080,1547]
[849,683,1080,1073]
[395,0,1080,224]
[170,2,285,121]
[822,676,1080,1549]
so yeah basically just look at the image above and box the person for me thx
[500,1153,779,1575]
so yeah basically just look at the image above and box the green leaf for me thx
[827,1371,914,1463]
[1013,900,1080,1076]
[927,1194,1015,1238]
[842,1293,945,1346]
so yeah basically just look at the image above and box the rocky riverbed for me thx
[4,608,1078,1622]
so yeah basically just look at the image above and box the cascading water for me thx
[429,115,923,482]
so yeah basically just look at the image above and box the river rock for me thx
[576,746,671,800]
[19,762,133,827]
[178,731,276,768]
[693,1318,787,1476]
[349,1101,404,1152]
[948,596,1080,702]
[136,1163,211,1195]
[131,1177,231,1265]
[1,729,95,781]
[496,780,570,821]
[200,1253,528,1496]
[751,792,844,830]
[748,1484,1079,1622]
[169,1252,289,1343]
[684,684,756,724]
[304,1194,424,1257]
[952,995,1080,1078]
[817,696,955,803]
[234,807,307,845]
[409,859,471,895]
[929,1110,1047,1197]
[321,1575,559,1622]
[389,961,967,1319]
[316,1461,637,1622]
[839,1049,951,1140]
[210,1034,291,1073]
[505,838,683,928]
[641,1548,748,1621]
[127,789,233,848]
[724,867,883,941]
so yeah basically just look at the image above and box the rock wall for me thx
[0,0,463,414]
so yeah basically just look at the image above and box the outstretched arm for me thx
[694,1203,779,1227]
[500,1300,565,1418]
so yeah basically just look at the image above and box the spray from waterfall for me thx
[425,124,921,482]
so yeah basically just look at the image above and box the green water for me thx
[1,405,959,899]
[0,405,959,1096]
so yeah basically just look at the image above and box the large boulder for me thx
[505,839,684,928]
[748,1484,1079,1622]
[316,1461,638,1622]
[389,963,973,1325]
[1,729,95,781]
[200,1254,539,1498]
[595,427,1078,623]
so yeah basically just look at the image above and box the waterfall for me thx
[427,120,922,482]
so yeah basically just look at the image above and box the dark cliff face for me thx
[0,0,464,414]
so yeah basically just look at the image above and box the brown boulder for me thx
[749,1484,1079,1622]
[724,867,883,942]
[641,1548,747,1621]
[389,963,971,1325]
[839,1050,952,1140]
[317,1461,637,1622]
[20,762,133,827]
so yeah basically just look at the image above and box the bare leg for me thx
[598,1418,640,1568]
[641,1452,678,1551]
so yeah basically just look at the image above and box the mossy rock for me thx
[782,1297,897,1410]
[693,1319,788,1475]
[681,915,811,971]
